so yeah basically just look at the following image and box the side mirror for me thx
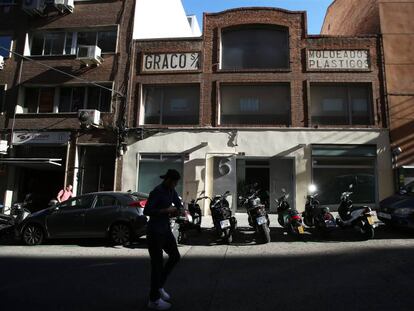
[281,188,286,194]
[200,190,205,195]
[349,184,354,190]
[238,196,243,200]
[225,191,230,195]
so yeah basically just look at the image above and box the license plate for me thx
[366,216,374,225]
[256,216,267,225]
[298,226,305,234]
[325,220,336,228]
[377,212,391,220]
[220,219,231,229]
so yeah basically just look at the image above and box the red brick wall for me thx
[132,8,385,129]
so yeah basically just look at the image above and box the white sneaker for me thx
[147,298,171,310]
[159,288,171,301]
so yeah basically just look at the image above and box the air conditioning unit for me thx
[22,0,46,16]
[76,45,103,66]
[0,140,9,155]
[78,109,101,128]
[0,56,4,70]
[45,0,74,13]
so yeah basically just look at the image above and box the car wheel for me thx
[22,224,44,246]
[110,223,131,245]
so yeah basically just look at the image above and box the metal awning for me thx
[0,158,63,169]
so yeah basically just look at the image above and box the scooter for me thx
[174,192,207,244]
[302,185,336,236]
[0,202,31,237]
[208,191,237,244]
[275,189,305,236]
[239,188,271,244]
[336,184,376,240]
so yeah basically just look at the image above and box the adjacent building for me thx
[123,7,394,214]
[0,0,135,210]
[322,0,414,187]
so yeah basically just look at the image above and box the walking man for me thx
[56,184,73,203]
[144,169,182,310]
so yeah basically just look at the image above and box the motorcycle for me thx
[302,185,336,236]
[239,188,271,244]
[208,191,237,244]
[336,184,376,239]
[174,192,206,244]
[275,189,305,236]
[0,202,31,237]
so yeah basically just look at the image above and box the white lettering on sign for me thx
[142,53,200,72]
[307,50,370,70]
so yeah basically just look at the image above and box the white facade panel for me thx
[122,130,394,214]
[133,0,198,39]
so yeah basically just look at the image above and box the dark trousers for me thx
[147,231,181,302]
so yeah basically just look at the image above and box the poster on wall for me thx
[213,156,237,211]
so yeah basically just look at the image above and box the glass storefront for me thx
[138,154,184,195]
[312,145,377,207]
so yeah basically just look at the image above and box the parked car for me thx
[377,181,414,229]
[16,192,148,246]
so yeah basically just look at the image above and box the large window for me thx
[221,25,289,70]
[143,85,200,125]
[23,84,112,113]
[311,83,373,125]
[138,155,184,195]
[0,35,12,58]
[30,28,117,56]
[312,145,377,207]
[220,84,290,125]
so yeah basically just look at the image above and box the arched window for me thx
[221,25,289,70]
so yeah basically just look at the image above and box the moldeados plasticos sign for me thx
[307,50,370,71]
[142,52,200,72]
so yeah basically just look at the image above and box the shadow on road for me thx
[1,245,413,311]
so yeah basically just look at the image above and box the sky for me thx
[181,0,333,34]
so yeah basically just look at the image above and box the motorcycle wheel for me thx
[259,223,271,244]
[361,224,375,240]
[287,223,296,235]
[225,228,232,244]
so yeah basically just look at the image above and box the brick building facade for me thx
[123,8,394,214]
[0,0,135,209]
[322,0,414,188]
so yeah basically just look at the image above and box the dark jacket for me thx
[144,183,182,234]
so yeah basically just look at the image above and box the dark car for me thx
[16,192,148,246]
[377,181,414,229]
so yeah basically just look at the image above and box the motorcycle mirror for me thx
[308,184,317,193]
[399,188,408,195]
[225,191,230,195]
[238,196,243,200]
[349,184,354,190]
[281,188,286,194]
[200,190,205,195]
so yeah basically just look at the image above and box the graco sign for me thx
[142,53,200,72]
[307,50,370,71]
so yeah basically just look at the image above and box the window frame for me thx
[28,27,118,57]
[217,82,292,126]
[311,144,378,207]
[21,83,114,114]
[308,82,374,127]
[218,24,291,72]
[141,83,201,126]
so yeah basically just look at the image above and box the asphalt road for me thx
[1,222,414,311]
